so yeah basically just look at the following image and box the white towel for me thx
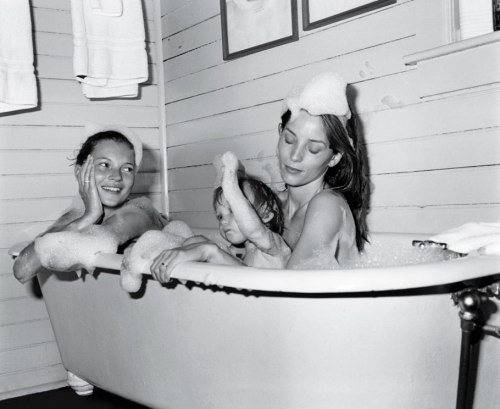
[70,0,148,99]
[90,0,123,17]
[0,0,37,113]
[430,222,500,255]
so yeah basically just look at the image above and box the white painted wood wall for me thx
[1,0,499,401]
[162,0,500,232]
[0,0,162,400]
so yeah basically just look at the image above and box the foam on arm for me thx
[120,220,194,292]
[219,152,275,252]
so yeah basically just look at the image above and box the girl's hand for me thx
[150,247,189,283]
[150,242,242,283]
[150,242,219,283]
[76,155,103,222]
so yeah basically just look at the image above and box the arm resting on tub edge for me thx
[10,244,500,294]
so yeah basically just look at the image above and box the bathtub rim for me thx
[10,232,500,294]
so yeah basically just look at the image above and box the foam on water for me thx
[289,241,463,271]
[342,242,463,269]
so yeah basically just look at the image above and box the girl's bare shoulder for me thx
[117,197,168,229]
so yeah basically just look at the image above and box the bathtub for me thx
[26,232,500,409]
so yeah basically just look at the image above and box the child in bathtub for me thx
[13,125,167,284]
[149,151,291,283]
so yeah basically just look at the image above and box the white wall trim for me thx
[154,0,169,215]
[404,30,500,65]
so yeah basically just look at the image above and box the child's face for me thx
[215,195,246,245]
[92,140,136,208]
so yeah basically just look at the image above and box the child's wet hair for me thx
[280,109,370,251]
[213,177,285,236]
[74,131,135,166]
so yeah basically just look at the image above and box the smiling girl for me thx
[13,127,167,283]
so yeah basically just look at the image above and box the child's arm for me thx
[150,241,242,283]
[219,152,276,253]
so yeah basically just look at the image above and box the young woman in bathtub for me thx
[150,71,369,280]
[13,126,167,284]
[275,71,369,268]
[149,151,291,282]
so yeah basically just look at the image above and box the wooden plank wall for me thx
[162,0,500,233]
[0,0,162,400]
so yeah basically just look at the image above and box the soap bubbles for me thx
[35,226,119,273]
[120,220,194,292]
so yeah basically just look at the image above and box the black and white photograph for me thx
[1,0,499,408]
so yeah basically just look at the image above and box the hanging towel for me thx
[0,0,37,113]
[90,0,123,17]
[70,0,148,99]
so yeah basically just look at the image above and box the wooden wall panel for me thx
[0,0,163,400]
[162,0,499,234]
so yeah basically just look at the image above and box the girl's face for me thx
[91,140,136,208]
[215,195,246,245]
[277,110,338,187]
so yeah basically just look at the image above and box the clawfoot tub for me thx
[11,232,500,409]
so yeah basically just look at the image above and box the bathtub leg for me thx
[453,289,487,409]
[67,371,94,396]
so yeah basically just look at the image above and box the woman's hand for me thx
[76,155,103,223]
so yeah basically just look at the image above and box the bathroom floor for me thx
[1,387,149,409]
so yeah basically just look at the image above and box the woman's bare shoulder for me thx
[309,188,349,210]
[116,197,168,228]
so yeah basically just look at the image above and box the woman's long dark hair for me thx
[280,109,370,251]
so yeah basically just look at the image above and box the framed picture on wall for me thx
[302,0,396,31]
[220,0,298,60]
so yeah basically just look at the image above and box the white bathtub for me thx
[31,232,500,409]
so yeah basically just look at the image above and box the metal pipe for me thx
[456,319,476,409]
[453,289,487,409]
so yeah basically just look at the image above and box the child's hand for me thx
[220,151,238,173]
[76,155,103,222]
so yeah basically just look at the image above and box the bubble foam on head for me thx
[282,72,351,127]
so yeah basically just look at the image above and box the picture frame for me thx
[220,0,298,61]
[302,0,396,31]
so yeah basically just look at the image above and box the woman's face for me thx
[277,110,337,187]
[91,140,136,208]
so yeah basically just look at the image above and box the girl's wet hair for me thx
[75,131,135,166]
[280,109,370,251]
[213,177,285,236]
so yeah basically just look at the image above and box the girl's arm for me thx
[14,158,105,283]
[220,152,276,253]
[286,192,345,270]
[150,241,242,283]
[12,206,96,283]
